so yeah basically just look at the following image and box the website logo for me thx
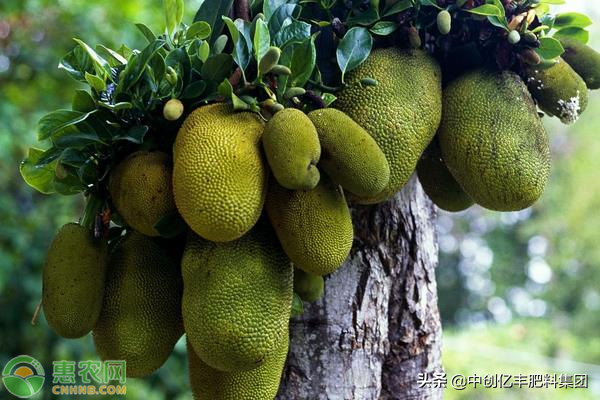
[2,355,45,398]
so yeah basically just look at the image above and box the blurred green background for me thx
[0,0,598,399]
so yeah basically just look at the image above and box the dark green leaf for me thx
[383,0,412,17]
[164,0,185,34]
[38,110,97,141]
[154,212,188,238]
[60,148,91,168]
[554,12,593,29]
[72,90,96,112]
[54,132,105,148]
[85,72,107,92]
[420,0,441,8]
[135,23,157,43]
[97,102,134,111]
[537,37,565,60]
[553,27,589,44]
[264,0,288,21]
[290,37,316,88]
[77,158,98,185]
[113,125,149,144]
[182,80,207,99]
[166,48,192,88]
[20,148,57,194]
[119,39,166,91]
[193,0,234,45]
[59,46,95,82]
[73,38,110,78]
[186,21,212,40]
[268,4,298,37]
[336,27,372,82]
[347,0,380,26]
[34,147,63,167]
[466,5,502,17]
[218,79,250,110]
[370,21,399,36]
[253,18,270,62]
[201,53,234,82]
[274,21,311,48]
[97,45,128,66]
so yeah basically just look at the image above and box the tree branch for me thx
[233,0,250,22]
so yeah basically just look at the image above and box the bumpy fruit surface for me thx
[335,48,442,204]
[439,69,550,211]
[109,151,176,237]
[265,175,353,276]
[42,223,107,338]
[293,268,324,302]
[163,98,184,121]
[560,37,600,90]
[182,224,292,372]
[308,108,389,198]
[173,103,266,242]
[93,232,183,378]
[262,108,321,190]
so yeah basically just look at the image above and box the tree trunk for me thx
[277,176,443,400]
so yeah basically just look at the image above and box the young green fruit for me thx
[508,30,521,45]
[258,46,281,76]
[559,37,600,90]
[293,268,324,302]
[163,98,184,121]
[437,10,452,35]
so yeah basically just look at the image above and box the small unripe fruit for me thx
[407,27,422,49]
[360,77,378,87]
[163,99,184,121]
[284,87,306,100]
[508,30,521,45]
[437,10,452,35]
[258,46,281,75]
[269,65,292,75]
[166,66,178,85]
[519,48,541,66]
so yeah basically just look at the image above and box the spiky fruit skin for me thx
[560,38,600,90]
[335,47,442,204]
[187,335,288,400]
[93,232,183,378]
[262,108,321,190]
[109,151,176,237]
[173,103,266,242]
[525,58,588,124]
[42,223,107,338]
[293,268,324,302]
[439,69,550,211]
[417,139,473,212]
[182,224,292,372]
[307,108,390,198]
[265,175,353,276]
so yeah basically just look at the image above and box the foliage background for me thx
[0,0,598,398]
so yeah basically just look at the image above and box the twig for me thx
[31,298,42,326]
[234,0,250,22]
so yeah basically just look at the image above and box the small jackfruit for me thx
[293,268,324,302]
[525,58,588,124]
[439,69,550,211]
[335,48,442,204]
[187,335,288,400]
[109,151,176,237]
[262,108,321,190]
[182,224,292,372]
[164,98,184,120]
[437,10,452,35]
[560,37,600,90]
[93,232,183,378]
[173,103,266,242]
[265,175,353,276]
[42,223,107,338]
[308,108,390,198]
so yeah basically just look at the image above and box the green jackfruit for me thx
[307,108,390,198]
[335,47,442,204]
[265,175,353,276]
[262,108,321,190]
[525,58,588,124]
[439,70,550,211]
[560,38,600,90]
[109,151,176,237]
[93,232,183,377]
[417,138,473,212]
[42,223,107,338]
[182,224,292,372]
[188,335,288,400]
[293,268,324,302]
[173,103,266,242]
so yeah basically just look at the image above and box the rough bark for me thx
[277,176,443,400]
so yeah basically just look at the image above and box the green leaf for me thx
[136,23,157,43]
[73,38,110,78]
[370,21,399,36]
[420,0,441,9]
[268,4,298,36]
[274,21,311,48]
[113,125,149,144]
[38,110,97,141]
[264,0,288,21]
[54,132,105,148]
[253,19,271,63]
[223,17,251,73]
[466,5,502,17]
[553,27,589,44]
[60,148,91,168]
[182,80,207,99]
[487,15,509,30]
[193,0,234,45]
[98,102,134,111]
[348,0,380,26]
[97,45,128,66]
[537,36,565,60]
[72,90,96,112]
[486,0,505,17]
[218,79,250,110]
[290,37,316,88]
[166,48,192,88]
[20,148,57,194]
[291,293,304,317]
[383,0,413,17]
[322,92,337,107]
[153,212,188,238]
[213,34,229,54]
[119,39,166,91]
[554,12,593,29]
[336,27,373,82]
[85,72,107,92]
[201,53,234,81]
[539,0,565,4]
[164,0,185,34]
[197,41,210,62]
[186,21,212,40]
[59,46,95,82]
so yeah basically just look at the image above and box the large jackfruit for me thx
[417,138,473,212]
[525,58,588,124]
[293,268,324,302]
[439,70,550,211]
[265,175,353,276]
[335,47,442,204]
[42,223,107,338]
[93,232,183,378]
[262,108,321,190]
[109,150,176,237]
[173,103,266,242]
[307,108,390,198]
[560,38,600,90]
[182,224,292,372]
[187,335,288,400]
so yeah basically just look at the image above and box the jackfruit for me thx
[265,175,353,276]
[42,223,107,338]
[173,103,266,242]
[307,108,390,198]
[108,151,176,237]
[439,69,550,211]
[93,232,183,377]
[559,38,600,90]
[182,224,292,372]
[335,47,442,204]
[293,268,324,302]
[262,108,321,190]
[187,335,288,400]
[417,138,473,212]
[525,58,588,124]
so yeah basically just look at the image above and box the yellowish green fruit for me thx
[265,175,353,276]
[163,98,184,121]
[293,268,324,302]
[439,69,550,211]
[188,335,288,400]
[262,108,321,190]
[182,224,292,372]
[93,232,183,378]
[437,10,452,35]
[42,223,107,338]
[525,58,588,124]
[109,151,176,237]
[308,108,390,198]
[173,103,266,242]
[335,48,442,204]
[559,37,600,90]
